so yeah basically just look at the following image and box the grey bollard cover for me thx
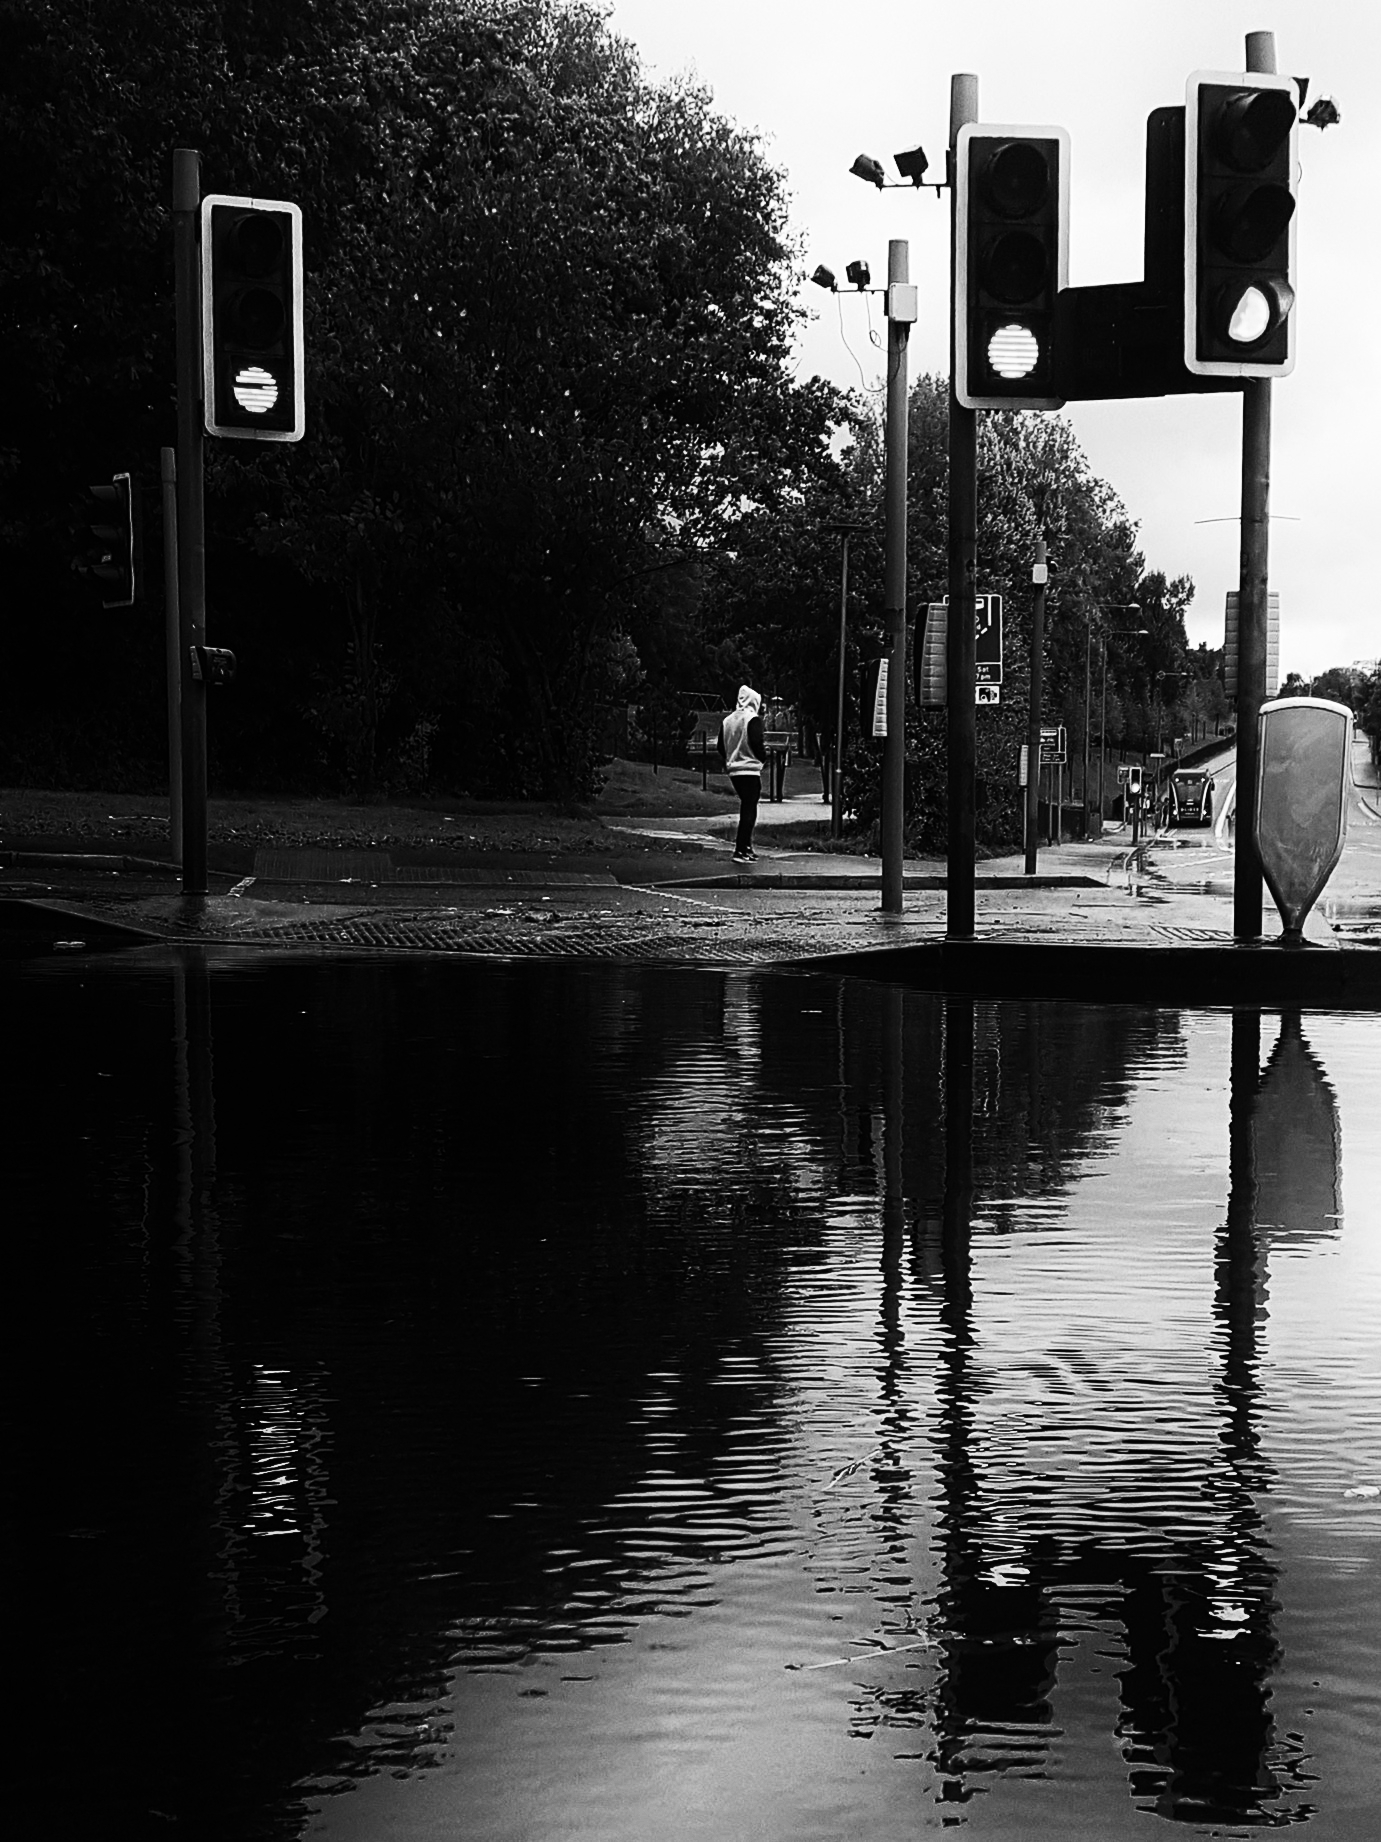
[1253,697,1352,941]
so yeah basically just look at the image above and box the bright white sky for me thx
[607,0,1377,677]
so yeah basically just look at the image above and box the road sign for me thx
[1039,724,1066,765]
[975,683,1000,705]
[872,658,889,738]
[975,592,1003,684]
[919,595,1003,702]
[1224,591,1280,698]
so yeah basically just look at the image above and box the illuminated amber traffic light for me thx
[956,125,1069,410]
[201,194,304,440]
[1185,72,1298,377]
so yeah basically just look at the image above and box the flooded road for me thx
[9,954,1380,1838]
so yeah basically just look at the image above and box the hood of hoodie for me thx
[736,685,762,714]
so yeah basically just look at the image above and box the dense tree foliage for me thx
[0,0,843,795]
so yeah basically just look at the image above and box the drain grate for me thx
[1152,925,1238,944]
[390,866,618,886]
[248,914,768,959]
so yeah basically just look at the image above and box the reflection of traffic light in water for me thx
[914,1000,1302,1822]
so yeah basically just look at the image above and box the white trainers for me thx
[732,852,752,865]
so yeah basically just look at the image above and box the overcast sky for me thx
[607,0,1376,678]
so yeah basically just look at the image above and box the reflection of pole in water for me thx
[1123,1006,1319,1825]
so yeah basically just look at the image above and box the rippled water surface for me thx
[10,954,1381,1838]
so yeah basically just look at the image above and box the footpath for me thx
[3,764,1380,1004]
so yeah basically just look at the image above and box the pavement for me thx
[4,770,1381,1004]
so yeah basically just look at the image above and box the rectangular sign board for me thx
[872,659,889,738]
[975,593,1003,684]
[918,595,1003,703]
[976,683,1000,705]
[1040,725,1067,765]
[1224,591,1280,700]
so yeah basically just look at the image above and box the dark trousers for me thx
[731,774,760,854]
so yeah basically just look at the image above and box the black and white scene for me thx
[4,1,1381,1837]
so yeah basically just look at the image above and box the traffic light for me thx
[956,124,1069,409]
[74,472,138,607]
[201,193,304,440]
[1185,72,1298,377]
[1127,764,1144,798]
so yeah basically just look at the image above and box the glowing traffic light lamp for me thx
[956,124,1069,410]
[1185,72,1298,377]
[201,194,304,440]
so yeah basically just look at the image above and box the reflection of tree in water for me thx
[16,958,1348,1836]
[846,998,1335,1827]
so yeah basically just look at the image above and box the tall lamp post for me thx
[1097,620,1149,824]
[824,521,869,839]
[1082,604,1140,832]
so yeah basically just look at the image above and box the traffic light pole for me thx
[160,446,183,865]
[1023,535,1047,876]
[881,239,911,917]
[1233,29,1278,942]
[947,73,979,938]
[1234,379,1270,939]
[173,146,209,898]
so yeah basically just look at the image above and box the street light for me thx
[1081,603,1140,828]
[824,520,871,839]
[1094,615,1149,826]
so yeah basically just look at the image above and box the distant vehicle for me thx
[1169,770,1216,827]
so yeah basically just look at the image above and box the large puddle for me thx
[10,953,1380,1838]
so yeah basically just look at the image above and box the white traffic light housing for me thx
[956,124,1069,410]
[1185,72,1298,377]
[201,194,305,440]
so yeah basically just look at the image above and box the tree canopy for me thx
[1,0,845,795]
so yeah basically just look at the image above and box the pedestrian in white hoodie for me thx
[717,685,766,865]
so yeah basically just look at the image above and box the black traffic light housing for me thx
[956,123,1069,410]
[201,193,304,440]
[74,472,139,607]
[1185,71,1298,377]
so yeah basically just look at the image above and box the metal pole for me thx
[173,147,208,898]
[1099,639,1109,823]
[947,73,979,938]
[160,446,183,865]
[1082,618,1092,834]
[1233,29,1277,940]
[832,533,851,840]
[1234,378,1270,939]
[1023,535,1046,875]
[881,239,910,916]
